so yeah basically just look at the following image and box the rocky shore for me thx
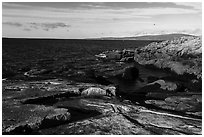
[2,79,202,135]
[2,36,202,135]
[134,36,202,79]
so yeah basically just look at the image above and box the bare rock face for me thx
[134,36,202,80]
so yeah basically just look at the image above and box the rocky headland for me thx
[134,36,202,79]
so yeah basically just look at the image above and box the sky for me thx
[2,2,202,39]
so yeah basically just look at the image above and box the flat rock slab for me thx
[3,79,116,104]
[35,99,202,135]
[134,110,201,135]
[2,79,80,101]
[145,95,202,117]
[54,97,121,115]
[2,102,69,134]
[37,113,152,135]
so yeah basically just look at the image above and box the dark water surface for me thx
[3,38,165,93]
[3,38,160,79]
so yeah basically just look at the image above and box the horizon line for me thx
[2,32,198,40]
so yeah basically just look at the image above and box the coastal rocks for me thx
[38,113,152,135]
[81,87,107,97]
[136,79,178,98]
[145,94,202,117]
[2,79,115,103]
[38,99,202,135]
[41,110,71,128]
[120,57,134,62]
[3,77,202,135]
[2,80,117,134]
[147,80,177,91]
[134,36,202,80]
[95,50,122,60]
[2,104,69,134]
[81,86,116,97]
[130,110,202,135]
[105,50,122,60]
[54,98,116,115]
[2,77,202,135]
[95,49,135,62]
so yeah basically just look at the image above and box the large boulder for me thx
[81,87,115,97]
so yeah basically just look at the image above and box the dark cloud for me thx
[3,22,22,27]
[29,22,70,31]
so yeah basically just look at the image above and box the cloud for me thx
[2,2,201,39]
[3,2,198,10]
[3,22,22,27]
[28,22,70,31]
[2,6,200,26]
[3,2,201,21]
[174,2,201,10]
[23,28,31,31]
[2,21,71,31]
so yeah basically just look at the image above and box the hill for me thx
[92,33,195,41]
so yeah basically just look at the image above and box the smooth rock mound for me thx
[81,87,115,97]
[134,36,202,79]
